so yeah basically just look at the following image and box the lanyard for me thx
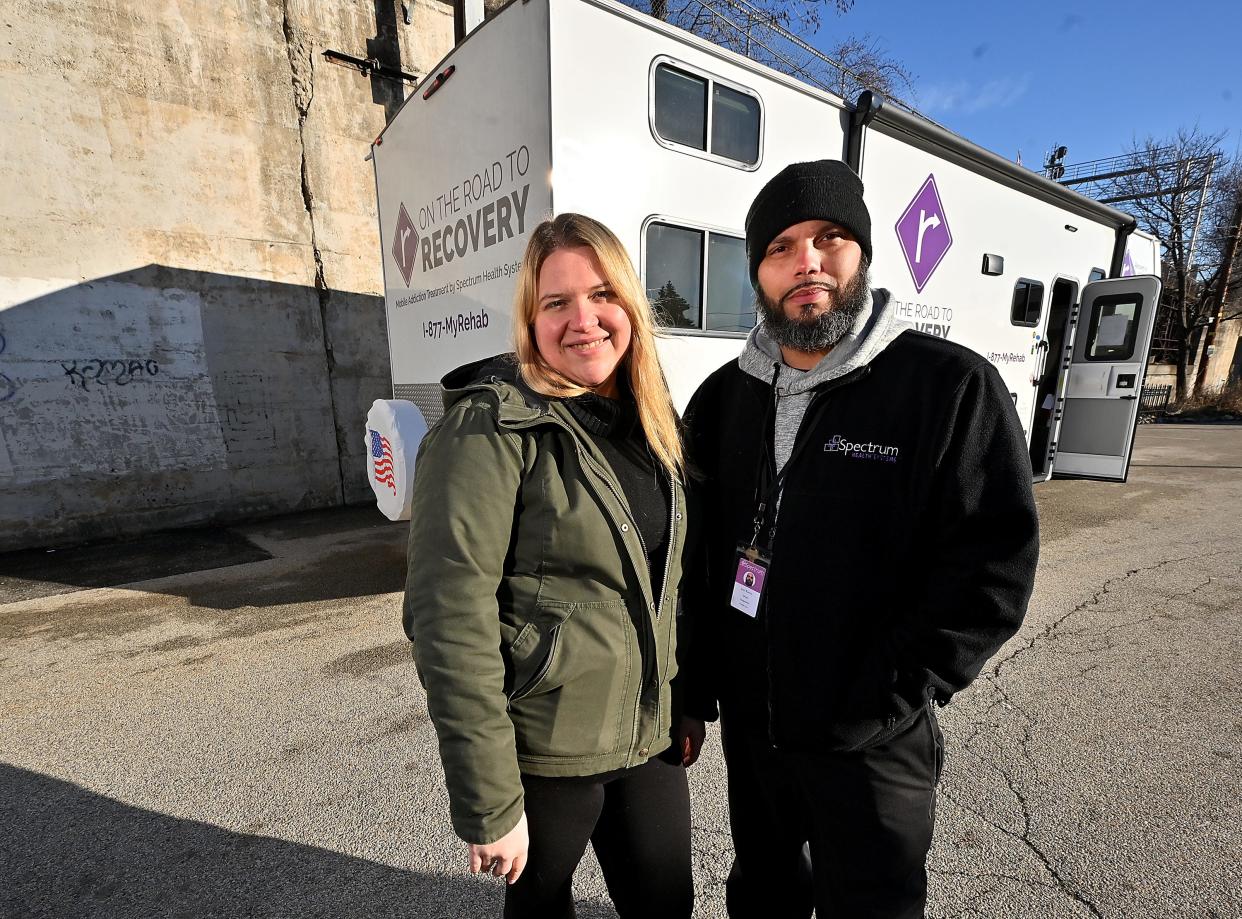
[748,364,797,551]
[747,362,839,551]
[748,365,780,550]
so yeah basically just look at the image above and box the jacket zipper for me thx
[654,481,676,620]
[577,447,673,617]
[764,365,872,748]
[573,441,673,765]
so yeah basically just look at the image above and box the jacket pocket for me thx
[508,599,634,759]
[507,621,561,704]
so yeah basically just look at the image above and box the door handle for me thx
[1030,340,1050,385]
[1120,394,1137,400]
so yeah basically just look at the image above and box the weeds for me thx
[1165,379,1242,421]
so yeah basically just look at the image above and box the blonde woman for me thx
[403,214,692,918]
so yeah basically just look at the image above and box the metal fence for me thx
[1138,384,1173,421]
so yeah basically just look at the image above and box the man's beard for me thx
[756,260,871,353]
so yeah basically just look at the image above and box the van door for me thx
[1028,278,1078,481]
[1051,275,1162,481]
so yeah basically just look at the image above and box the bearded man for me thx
[677,160,1039,919]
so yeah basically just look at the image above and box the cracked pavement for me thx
[1,424,1239,918]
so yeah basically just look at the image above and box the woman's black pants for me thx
[503,751,693,919]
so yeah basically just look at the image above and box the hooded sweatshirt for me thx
[739,288,910,473]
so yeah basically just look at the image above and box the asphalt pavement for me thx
[2,424,1239,918]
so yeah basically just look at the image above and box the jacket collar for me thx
[440,353,550,426]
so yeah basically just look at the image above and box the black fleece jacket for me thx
[681,330,1039,752]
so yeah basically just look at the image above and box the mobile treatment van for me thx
[367,0,1162,516]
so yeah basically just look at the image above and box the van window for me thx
[646,223,703,329]
[1083,295,1141,361]
[646,221,754,334]
[711,85,761,164]
[652,61,761,168]
[1010,279,1044,327]
[1088,268,1107,283]
[706,234,753,331]
[653,65,707,152]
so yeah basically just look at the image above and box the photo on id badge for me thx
[731,556,767,618]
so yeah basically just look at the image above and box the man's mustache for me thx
[780,281,837,307]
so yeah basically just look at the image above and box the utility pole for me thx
[1192,183,1242,396]
[1186,153,1217,272]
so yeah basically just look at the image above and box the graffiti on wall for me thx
[61,358,161,391]
[0,332,17,403]
[0,279,230,482]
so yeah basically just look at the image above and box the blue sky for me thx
[815,0,1241,168]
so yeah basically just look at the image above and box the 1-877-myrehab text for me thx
[422,309,491,340]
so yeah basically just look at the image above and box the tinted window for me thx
[1088,267,1107,283]
[1085,296,1141,361]
[711,84,761,164]
[706,234,754,332]
[654,65,707,151]
[646,223,703,329]
[1010,279,1044,326]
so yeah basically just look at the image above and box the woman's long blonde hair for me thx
[513,213,684,477]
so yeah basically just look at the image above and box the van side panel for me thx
[373,0,552,422]
[858,123,1117,441]
[1124,231,1160,276]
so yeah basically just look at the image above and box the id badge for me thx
[730,545,770,618]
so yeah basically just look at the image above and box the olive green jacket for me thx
[402,356,686,844]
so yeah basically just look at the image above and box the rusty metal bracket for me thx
[321,49,419,85]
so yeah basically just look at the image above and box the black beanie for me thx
[744,159,872,288]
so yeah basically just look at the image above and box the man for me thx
[678,160,1039,918]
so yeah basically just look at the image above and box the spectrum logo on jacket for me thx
[824,434,900,463]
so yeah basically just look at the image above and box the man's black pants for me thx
[720,703,944,919]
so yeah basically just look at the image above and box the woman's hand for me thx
[468,812,529,885]
[678,716,707,767]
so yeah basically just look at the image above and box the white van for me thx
[370,0,1161,506]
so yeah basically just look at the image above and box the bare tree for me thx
[649,0,853,28]
[633,0,917,107]
[1191,160,1242,395]
[1105,129,1230,397]
[822,34,914,102]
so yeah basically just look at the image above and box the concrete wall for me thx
[0,0,454,551]
[1145,315,1242,398]
[1198,316,1241,390]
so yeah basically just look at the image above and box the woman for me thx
[403,213,692,918]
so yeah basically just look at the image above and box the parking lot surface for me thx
[2,424,1239,918]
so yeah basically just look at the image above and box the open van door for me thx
[1051,275,1163,481]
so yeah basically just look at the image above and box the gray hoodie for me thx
[738,288,911,472]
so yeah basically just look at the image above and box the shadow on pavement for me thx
[0,528,273,604]
[0,763,498,919]
[0,508,410,612]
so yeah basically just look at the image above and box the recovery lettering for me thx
[421,184,530,271]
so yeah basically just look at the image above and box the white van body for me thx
[371,0,1161,491]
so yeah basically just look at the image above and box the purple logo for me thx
[895,175,953,293]
[1121,249,1135,277]
[392,203,419,287]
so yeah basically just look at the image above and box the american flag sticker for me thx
[370,429,397,494]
